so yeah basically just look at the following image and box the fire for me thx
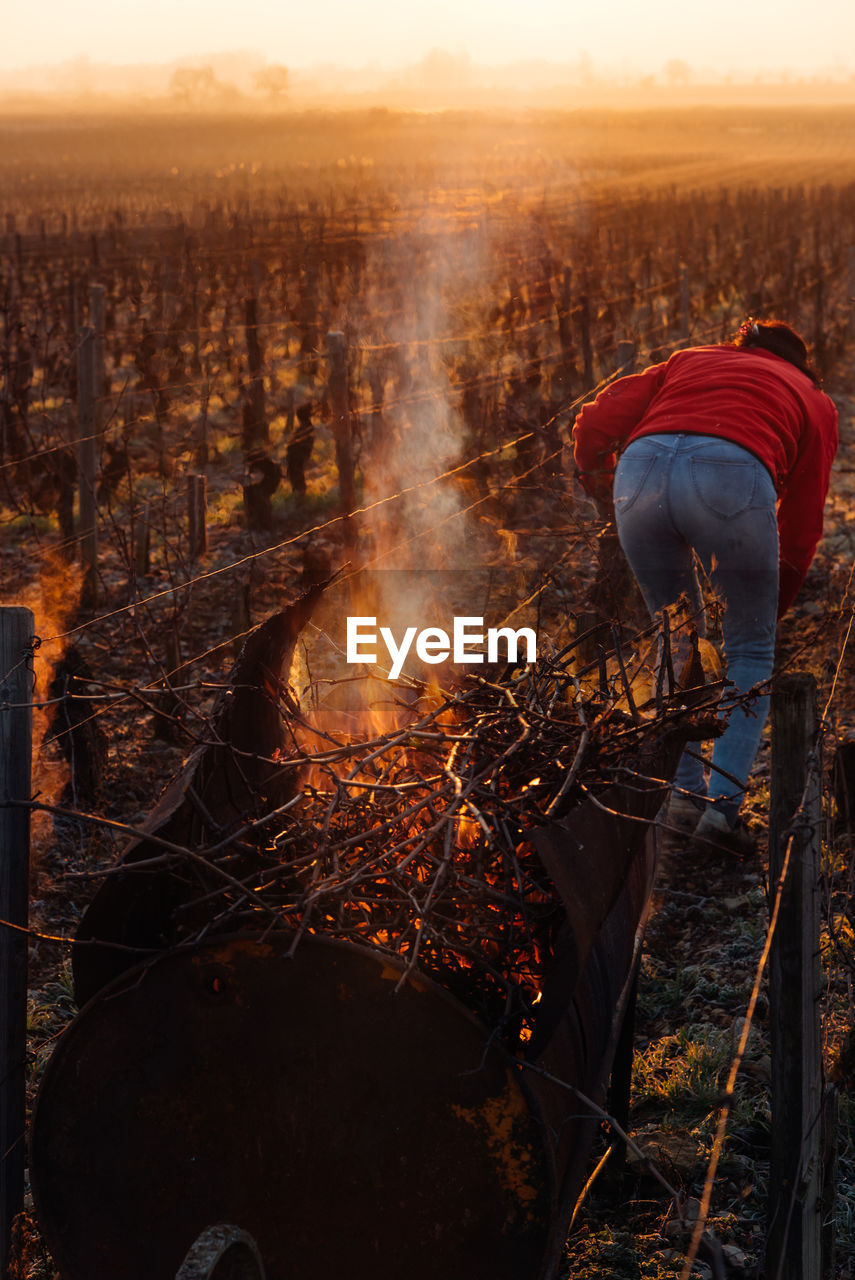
[287,572,481,869]
[455,811,481,848]
[292,567,430,770]
[293,666,451,803]
[10,554,82,880]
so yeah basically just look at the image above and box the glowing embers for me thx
[261,653,568,1039]
[253,588,724,1043]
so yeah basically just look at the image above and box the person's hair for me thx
[731,318,822,386]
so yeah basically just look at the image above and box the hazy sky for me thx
[4,0,855,74]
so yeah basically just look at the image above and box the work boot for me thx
[664,792,706,834]
[690,806,757,859]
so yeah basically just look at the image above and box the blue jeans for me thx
[613,433,779,814]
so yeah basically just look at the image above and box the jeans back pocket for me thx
[690,457,758,518]
[614,451,656,514]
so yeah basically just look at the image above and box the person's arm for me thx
[777,395,838,617]
[572,360,669,499]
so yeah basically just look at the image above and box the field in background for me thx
[6,105,855,197]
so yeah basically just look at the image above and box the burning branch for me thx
[72,592,726,1048]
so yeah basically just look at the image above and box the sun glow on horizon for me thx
[4,0,855,80]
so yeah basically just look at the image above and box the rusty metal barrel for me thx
[31,816,656,1280]
[30,595,696,1279]
[33,933,554,1280]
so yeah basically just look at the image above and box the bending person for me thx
[572,320,838,856]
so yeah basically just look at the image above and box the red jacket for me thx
[572,345,839,616]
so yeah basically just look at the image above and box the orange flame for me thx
[11,554,82,882]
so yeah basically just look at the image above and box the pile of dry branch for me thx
[73,594,725,1037]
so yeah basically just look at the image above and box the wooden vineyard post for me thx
[77,324,98,608]
[88,282,106,400]
[616,340,636,374]
[196,379,210,468]
[767,672,824,1280]
[13,235,23,291]
[679,265,690,342]
[0,607,34,1275]
[579,295,594,389]
[230,576,252,658]
[821,1083,840,1280]
[813,225,826,377]
[243,295,267,449]
[557,266,573,357]
[187,474,208,560]
[190,281,202,376]
[326,330,356,545]
[134,503,151,578]
[67,273,80,339]
[814,274,826,379]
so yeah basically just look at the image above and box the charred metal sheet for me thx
[73,585,326,1006]
[528,825,658,1279]
[518,716,697,1275]
[33,934,552,1280]
[527,712,709,1004]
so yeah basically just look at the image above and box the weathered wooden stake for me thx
[190,283,202,375]
[134,502,151,578]
[0,607,33,1276]
[579,295,594,389]
[767,672,824,1280]
[679,264,690,341]
[77,325,98,608]
[196,380,210,469]
[326,330,356,543]
[557,266,573,355]
[814,277,826,377]
[88,282,107,402]
[230,578,252,657]
[821,1084,839,1280]
[242,295,267,448]
[187,474,208,560]
[284,385,296,441]
[616,340,636,374]
[67,276,79,339]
